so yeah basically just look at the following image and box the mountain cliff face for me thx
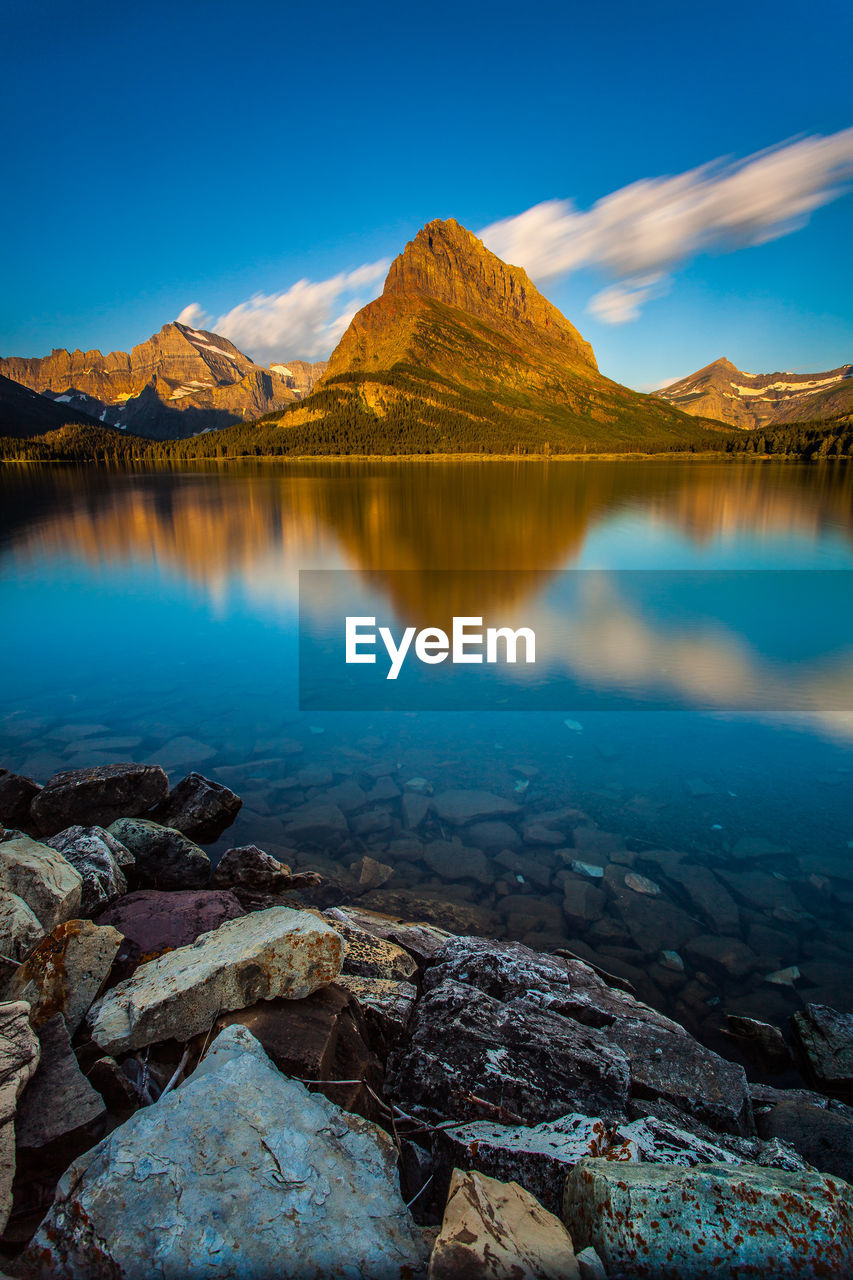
[0,323,301,440]
[315,219,713,451]
[656,358,853,430]
[269,360,328,396]
[0,373,105,438]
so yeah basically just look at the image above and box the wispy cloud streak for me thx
[480,129,853,322]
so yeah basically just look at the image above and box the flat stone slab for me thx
[432,790,520,826]
[88,906,344,1053]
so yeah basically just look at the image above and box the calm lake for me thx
[1,460,852,1053]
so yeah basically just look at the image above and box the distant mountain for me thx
[655,357,853,430]
[304,218,717,452]
[269,359,328,397]
[0,323,306,440]
[0,372,105,437]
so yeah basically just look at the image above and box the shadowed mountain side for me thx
[0,373,105,438]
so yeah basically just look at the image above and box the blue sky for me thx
[2,0,851,389]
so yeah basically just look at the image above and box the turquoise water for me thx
[1,460,852,1046]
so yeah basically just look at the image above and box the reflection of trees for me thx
[2,461,852,625]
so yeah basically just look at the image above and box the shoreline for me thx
[2,450,847,467]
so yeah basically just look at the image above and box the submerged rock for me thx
[30,763,168,836]
[429,1168,579,1280]
[44,825,132,914]
[5,919,123,1035]
[87,906,344,1053]
[148,771,242,843]
[0,1001,40,1232]
[0,837,82,932]
[17,1025,428,1280]
[106,817,210,890]
[432,790,520,826]
[562,1158,853,1280]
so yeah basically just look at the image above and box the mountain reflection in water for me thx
[1,460,852,1049]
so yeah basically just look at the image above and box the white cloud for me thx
[480,128,853,323]
[176,302,212,329]
[194,260,390,364]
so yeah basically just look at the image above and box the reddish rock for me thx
[97,888,245,978]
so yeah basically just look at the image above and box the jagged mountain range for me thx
[0,324,327,440]
[656,357,853,430]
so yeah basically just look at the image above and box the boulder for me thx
[5,919,123,1035]
[791,1002,853,1093]
[87,906,344,1054]
[97,888,245,976]
[147,771,242,843]
[17,1025,428,1280]
[432,790,520,826]
[0,837,82,932]
[0,891,43,969]
[0,772,40,832]
[327,905,451,964]
[562,1158,853,1280]
[30,763,168,836]
[0,1001,40,1233]
[387,975,630,1127]
[429,1168,579,1280]
[15,1014,105,1153]
[335,974,418,1047]
[210,843,293,893]
[43,825,132,914]
[756,1099,853,1184]
[209,984,384,1123]
[106,817,210,890]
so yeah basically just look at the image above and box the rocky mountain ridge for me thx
[656,357,853,430]
[0,324,325,441]
[313,218,717,452]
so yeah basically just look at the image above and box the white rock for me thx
[0,837,82,931]
[0,1001,40,1232]
[88,906,344,1053]
[18,1025,428,1279]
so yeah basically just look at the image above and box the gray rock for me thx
[401,792,430,830]
[15,1014,105,1151]
[107,817,210,890]
[17,1025,428,1279]
[148,771,242,843]
[30,763,168,836]
[0,890,43,969]
[432,790,520,826]
[792,1002,853,1092]
[429,1168,579,1279]
[575,1247,607,1280]
[562,1158,853,1280]
[5,919,123,1036]
[350,854,395,891]
[43,825,131,914]
[562,879,605,930]
[88,906,344,1054]
[0,1001,40,1232]
[0,837,82,932]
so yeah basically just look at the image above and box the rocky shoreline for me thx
[0,759,852,1277]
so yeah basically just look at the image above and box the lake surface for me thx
[2,460,852,1054]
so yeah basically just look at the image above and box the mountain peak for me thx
[381,218,597,370]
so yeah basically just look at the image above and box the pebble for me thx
[571,861,605,879]
[765,965,801,987]
[658,950,685,972]
[624,872,661,897]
